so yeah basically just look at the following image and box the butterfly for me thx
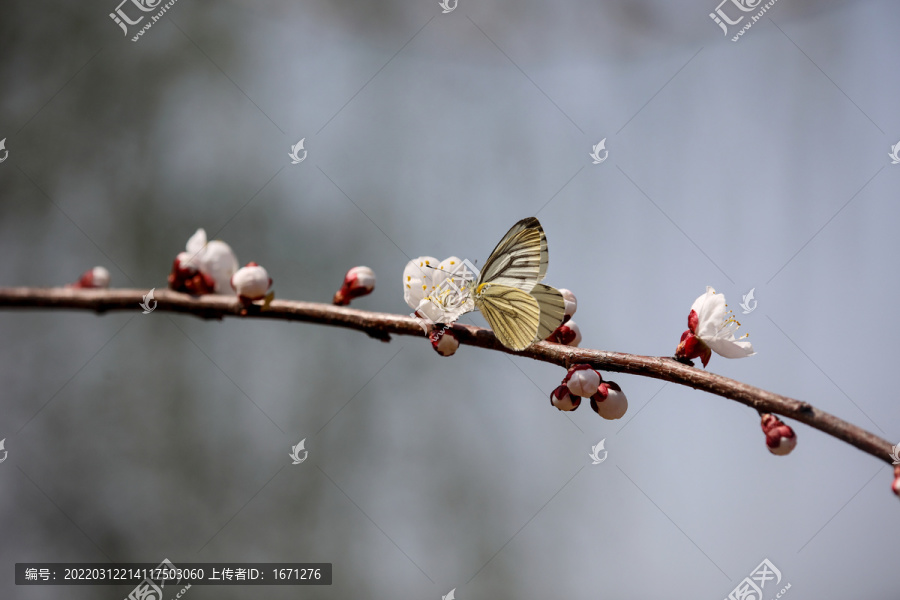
[472,217,566,350]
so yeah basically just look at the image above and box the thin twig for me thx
[0,286,892,465]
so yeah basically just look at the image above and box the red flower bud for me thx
[563,364,601,397]
[547,319,582,346]
[429,327,459,357]
[558,288,577,320]
[590,381,628,420]
[231,262,272,301]
[892,466,900,498]
[333,266,376,306]
[550,384,581,411]
[69,266,110,289]
[760,413,797,456]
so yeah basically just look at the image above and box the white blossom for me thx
[692,286,755,359]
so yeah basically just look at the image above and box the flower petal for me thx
[415,297,445,323]
[689,286,713,316]
[403,257,438,309]
[695,288,726,339]
[434,295,474,323]
[202,240,239,294]
[186,228,207,255]
[705,337,755,359]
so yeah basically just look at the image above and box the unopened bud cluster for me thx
[166,228,276,311]
[168,228,239,296]
[550,364,628,419]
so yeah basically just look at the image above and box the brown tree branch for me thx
[0,286,892,466]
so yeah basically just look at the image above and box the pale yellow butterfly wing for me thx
[475,284,541,350]
[529,283,566,342]
[535,221,549,283]
[478,217,546,291]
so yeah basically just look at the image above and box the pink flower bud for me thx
[564,364,601,397]
[547,319,581,346]
[760,413,797,456]
[558,288,577,321]
[590,381,628,420]
[893,466,900,498]
[550,384,581,411]
[333,266,376,306]
[429,327,459,357]
[231,262,272,301]
[70,266,110,289]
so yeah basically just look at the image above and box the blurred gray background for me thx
[2,0,899,598]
